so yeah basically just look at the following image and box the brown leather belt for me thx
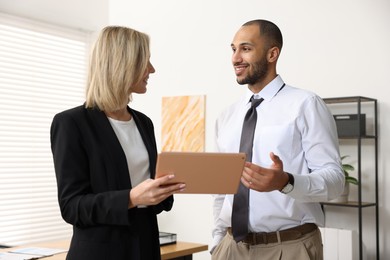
[228,223,317,245]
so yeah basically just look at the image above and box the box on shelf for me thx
[333,114,366,137]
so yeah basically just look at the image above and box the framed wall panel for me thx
[161,95,205,152]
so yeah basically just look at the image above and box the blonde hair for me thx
[85,26,150,111]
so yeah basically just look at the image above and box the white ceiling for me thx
[0,0,109,32]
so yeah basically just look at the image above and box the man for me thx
[211,19,344,260]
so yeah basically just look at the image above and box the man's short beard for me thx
[236,57,268,85]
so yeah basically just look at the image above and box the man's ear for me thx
[267,47,280,63]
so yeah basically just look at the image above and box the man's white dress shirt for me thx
[212,75,344,250]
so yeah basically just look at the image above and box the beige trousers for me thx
[212,228,323,260]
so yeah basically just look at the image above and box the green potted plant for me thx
[331,155,358,202]
[342,155,358,185]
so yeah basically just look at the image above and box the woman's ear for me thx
[267,47,280,63]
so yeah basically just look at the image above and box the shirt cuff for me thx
[288,173,308,199]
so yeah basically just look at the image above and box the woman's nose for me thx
[149,61,155,73]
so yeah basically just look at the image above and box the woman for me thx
[50,26,185,260]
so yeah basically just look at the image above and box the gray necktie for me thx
[232,95,264,242]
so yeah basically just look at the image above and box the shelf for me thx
[321,201,376,208]
[338,135,376,139]
[323,96,377,104]
[321,95,379,260]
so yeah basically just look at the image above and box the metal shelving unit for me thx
[321,96,379,260]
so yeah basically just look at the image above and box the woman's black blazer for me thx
[50,105,173,259]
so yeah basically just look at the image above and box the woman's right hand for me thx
[128,175,185,208]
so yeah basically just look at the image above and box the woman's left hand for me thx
[128,175,185,208]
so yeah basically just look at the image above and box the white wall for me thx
[1,0,389,259]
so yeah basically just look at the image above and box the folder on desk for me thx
[8,247,68,259]
[159,232,177,246]
[0,252,45,259]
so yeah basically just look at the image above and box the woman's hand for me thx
[128,175,185,208]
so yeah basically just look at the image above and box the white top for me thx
[212,75,344,249]
[107,117,149,193]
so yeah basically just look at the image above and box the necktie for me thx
[231,95,264,242]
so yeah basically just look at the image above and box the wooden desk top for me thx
[0,240,208,260]
[160,241,208,260]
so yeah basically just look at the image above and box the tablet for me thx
[155,152,246,194]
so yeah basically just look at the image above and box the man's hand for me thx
[241,152,289,192]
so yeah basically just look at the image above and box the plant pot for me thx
[330,182,349,203]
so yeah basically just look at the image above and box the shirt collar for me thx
[244,75,285,103]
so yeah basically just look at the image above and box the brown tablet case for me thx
[156,152,246,194]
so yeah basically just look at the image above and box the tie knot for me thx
[250,96,264,108]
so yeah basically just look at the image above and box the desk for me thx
[160,241,208,260]
[0,240,208,260]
